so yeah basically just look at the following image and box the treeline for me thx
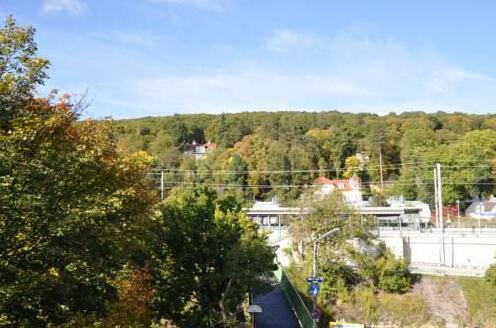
[114,109,496,207]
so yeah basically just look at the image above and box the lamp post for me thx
[312,228,340,278]
[308,228,340,322]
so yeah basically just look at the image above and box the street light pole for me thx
[309,227,339,322]
[312,241,317,278]
[312,228,340,279]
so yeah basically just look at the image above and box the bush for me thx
[320,261,360,300]
[485,264,496,285]
[376,255,412,294]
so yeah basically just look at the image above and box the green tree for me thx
[0,98,155,326]
[289,193,412,304]
[0,17,155,325]
[0,16,49,130]
[149,187,275,327]
[267,141,292,200]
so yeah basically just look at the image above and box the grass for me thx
[456,276,496,327]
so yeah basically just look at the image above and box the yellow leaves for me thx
[305,128,332,143]
[48,267,59,278]
[14,232,26,242]
[344,155,362,179]
[125,150,154,170]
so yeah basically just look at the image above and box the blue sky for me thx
[2,0,496,118]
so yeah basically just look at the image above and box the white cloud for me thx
[429,68,493,93]
[42,0,88,15]
[87,31,163,47]
[266,29,321,53]
[96,32,496,117]
[43,27,496,118]
[147,0,230,10]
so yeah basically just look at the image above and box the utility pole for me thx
[434,168,439,228]
[436,163,444,231]
[160,170,164,200]
[379,147,384,190]
[436,163,445,266]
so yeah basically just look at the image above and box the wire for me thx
[146,180,496,191]
[146,163,493,176]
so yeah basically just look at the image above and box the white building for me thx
[466,196,496,219]
[184,141,217,160]
[313,175,363,205]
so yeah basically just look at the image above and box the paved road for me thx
[253,284,300,328]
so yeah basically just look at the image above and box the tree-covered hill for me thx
[112,111,496,206]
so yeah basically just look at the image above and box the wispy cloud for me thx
[42,0,88,15]
[429,68,493,93]
[146,0,231,11]
[43,27,496,118]
[266,29,321,53]
[93,31,496,117]
[87,31,163,47]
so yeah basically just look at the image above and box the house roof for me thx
[314,176,349,185]
[205,141,217,150]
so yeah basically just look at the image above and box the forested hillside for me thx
[112,111,496,206]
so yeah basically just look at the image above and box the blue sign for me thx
[306,276,324,284]
[308,283,320,296]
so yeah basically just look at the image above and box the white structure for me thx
[380,228,496,276]
[466,196,496,219]
[313,175,363,205]
[355,152,369,169]
[184,141,217,160]
[357,197,431,226]
[314,176,431,226]
[245,198,305,241]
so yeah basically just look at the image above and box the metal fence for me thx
[277,267,318,328]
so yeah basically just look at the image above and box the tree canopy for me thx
[113,109,496,207]
[148,187,276,327]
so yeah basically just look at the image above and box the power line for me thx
[146,163,493,176]
[147,180,496,191]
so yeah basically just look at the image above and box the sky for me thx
[2,0,496,118]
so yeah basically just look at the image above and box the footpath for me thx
[253,283,300,328]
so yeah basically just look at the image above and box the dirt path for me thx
[413,277,468,328]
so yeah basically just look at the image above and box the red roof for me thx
[314,176,349,185]
[206,141,217,150]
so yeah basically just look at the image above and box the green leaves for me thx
[150,187,275,327]
[0,96,155,325]
[0,16,49,129]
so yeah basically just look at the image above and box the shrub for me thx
[376,255,412,294]
[320,261,360,300]
[485,264,496,285]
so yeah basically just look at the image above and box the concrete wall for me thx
[379,229,496,270]
[265,226,496,276]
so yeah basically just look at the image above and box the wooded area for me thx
[113,107,496,207]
